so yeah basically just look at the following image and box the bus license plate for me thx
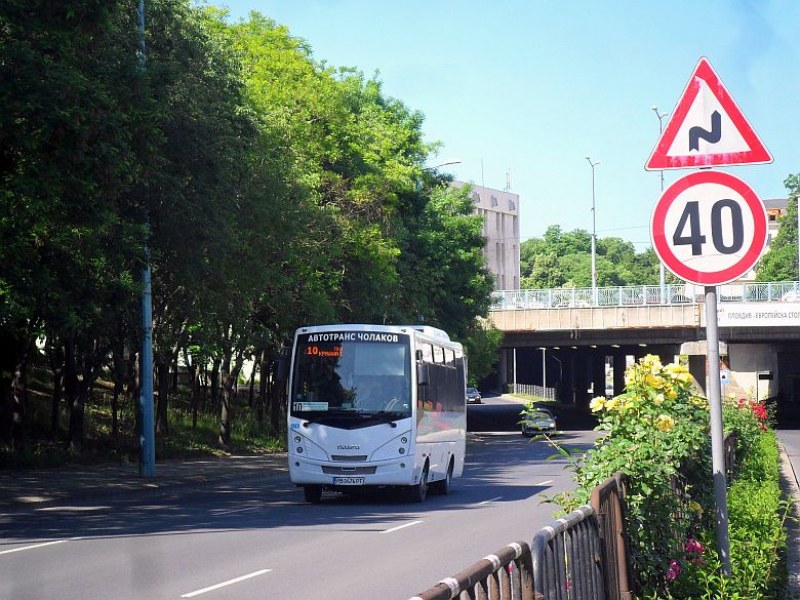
[333,477,364,486]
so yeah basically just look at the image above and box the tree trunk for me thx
[10,356,27,453]
[65,338,83,455]
[210,358,220,412]
[155,360,170,435]
[218,352,243,449]
[48,338,64,435]
[257,349,268,424]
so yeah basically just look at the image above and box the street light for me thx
[652,106,669,302]
[424,158,462,172]
[417,158,461,191]
[585,157,599,303]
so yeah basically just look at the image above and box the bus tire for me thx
[303,485,323,504]
[433,459,454,496]
[409,462,429,503]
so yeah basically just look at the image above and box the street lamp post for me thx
[585,157,599,304]
[652,106,668,302]
[417,158,461,192]
[137,0,155,478]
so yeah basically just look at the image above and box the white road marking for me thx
[535,480,553,486]
[180,569,272,597]
[213,506,260,516]
[380,520,423,534]
[0,539,69,556]
[478,496,503,505]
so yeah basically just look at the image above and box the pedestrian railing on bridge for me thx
[491,281,800,311]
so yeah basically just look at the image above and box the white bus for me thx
[287,324,467,503]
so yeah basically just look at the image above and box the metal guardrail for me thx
[531,506,605,600]
[408,542,535,600]
[590,473,633,600]
[491,281,800,310]
[511,384,556,401]
[412,436,740,600]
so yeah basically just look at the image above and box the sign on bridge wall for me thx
[718,302,800,327]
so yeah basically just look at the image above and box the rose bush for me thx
[549,354,787,598]
[551,355,712,592]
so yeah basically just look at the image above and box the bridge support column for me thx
[498,348,509,392]
[592,353,605,399]
[612,354,627,396]
[688,354,707,395]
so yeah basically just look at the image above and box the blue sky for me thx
[211,1,800,249]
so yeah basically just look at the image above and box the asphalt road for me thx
[1,400,599,600]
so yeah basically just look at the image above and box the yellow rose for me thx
[655,414,675,432]
[589,396,606,412]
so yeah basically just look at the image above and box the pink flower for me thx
[666,560,681,581]
[684,538,704,554]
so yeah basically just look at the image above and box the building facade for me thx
[453,182,520,291]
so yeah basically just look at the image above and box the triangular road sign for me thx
[645,57,772,170]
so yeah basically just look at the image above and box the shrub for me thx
[550,355,787,598]
[550,355,712,592]
[660,431,787,599]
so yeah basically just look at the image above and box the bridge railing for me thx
[491,281,800,310]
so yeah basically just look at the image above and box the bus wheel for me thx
[303,485,323,504]
[433,459,454,496]
[409,463,429,503]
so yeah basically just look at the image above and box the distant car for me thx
[782,290,800,302]
[466,387,482,404]
[520,404,557,436]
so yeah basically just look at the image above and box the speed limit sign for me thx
[651,170,768,285]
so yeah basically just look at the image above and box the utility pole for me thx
[137,0,155,478]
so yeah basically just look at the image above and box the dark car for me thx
[520,403,557,436]
[466,387,482,404]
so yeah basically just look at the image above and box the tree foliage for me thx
[0,1,494,459]
[520,225,662,288]
[756,174,799,282]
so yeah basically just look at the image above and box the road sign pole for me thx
[704,286,731,576]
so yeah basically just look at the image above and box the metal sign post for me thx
[646,55,772,581]
[704,287,731,576]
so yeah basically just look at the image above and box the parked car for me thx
[466,387,482,404]
[520,403,557,436]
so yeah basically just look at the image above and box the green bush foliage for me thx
[550,355,787,598]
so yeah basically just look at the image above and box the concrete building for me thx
[740,197,788,281]
[453,182,520,290]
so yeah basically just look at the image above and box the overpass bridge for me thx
[487,281,800,421]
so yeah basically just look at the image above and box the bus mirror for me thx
[417,363,429,386]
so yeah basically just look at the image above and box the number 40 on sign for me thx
[650,170,768,286]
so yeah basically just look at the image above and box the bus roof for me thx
[295,323,451,342]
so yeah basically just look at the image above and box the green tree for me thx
[757,175,799,282]
[520,225,660,289]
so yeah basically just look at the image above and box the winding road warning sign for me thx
[645,57,772,170]
[650,170,768,285]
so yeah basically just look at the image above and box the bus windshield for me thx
[290,332,411,421]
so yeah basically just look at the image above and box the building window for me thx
[509,199,516,211]
[490,195,498,207]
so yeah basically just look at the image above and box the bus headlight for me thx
[371,430,412,461]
